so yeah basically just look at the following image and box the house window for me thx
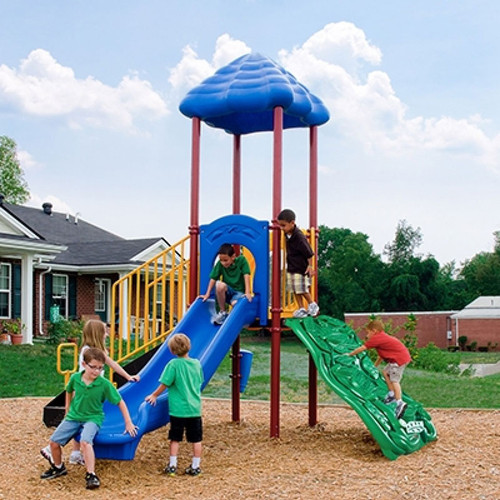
[95,279,106,312]
[52,274,68,318]
[155,282,170,319]
[0,263,11,318]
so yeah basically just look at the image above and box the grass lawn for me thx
[1,338,499,409]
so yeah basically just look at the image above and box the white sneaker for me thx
[307,302,320,317]
[69,450,85,465]
[213,311,228,325]
[292,308,308,318]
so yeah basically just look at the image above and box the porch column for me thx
[21,254,34,344]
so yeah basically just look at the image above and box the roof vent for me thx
[42,202,53,215]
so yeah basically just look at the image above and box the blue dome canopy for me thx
[179,53,330,135]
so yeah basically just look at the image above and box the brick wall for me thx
[344,311,500,351]
[344,312,454,349]
[452,318,500,351]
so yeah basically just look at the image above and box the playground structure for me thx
[47,53,436,461]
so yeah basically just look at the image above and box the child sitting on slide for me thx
[200,243,252,325]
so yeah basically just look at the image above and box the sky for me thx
[1,0,500,267]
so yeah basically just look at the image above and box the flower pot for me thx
[10,333,23,345]
[0,332,11,345]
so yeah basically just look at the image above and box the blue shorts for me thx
[50,419,100,446]
[225,285,244,305]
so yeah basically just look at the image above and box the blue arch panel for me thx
[200,214,269,325]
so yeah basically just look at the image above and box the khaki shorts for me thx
[286,272,311,294]
[384,362,407,383]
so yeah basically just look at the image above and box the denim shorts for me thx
[225,285,244,305]
[50,419,100,446]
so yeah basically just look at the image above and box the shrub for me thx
[412,343,460,375]
[47,319,83,345]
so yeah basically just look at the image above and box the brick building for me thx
[345,296,500,352]
[0,200,169,343]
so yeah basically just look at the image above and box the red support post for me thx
[270,107,283,438]
[189,117,201,304]
[308,125,319,426]
[232,134,242,422]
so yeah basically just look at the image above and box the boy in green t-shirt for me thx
[146,333,204,476]
[200,243,252,324]
[40,348,138,490]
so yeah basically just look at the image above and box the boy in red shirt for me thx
[347,319,411,419]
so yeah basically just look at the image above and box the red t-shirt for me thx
[364,331,411,366]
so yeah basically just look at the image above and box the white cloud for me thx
[0,49,168,131]
[277,22,500,171]
[17,149,42,170]
[168,34,251,93]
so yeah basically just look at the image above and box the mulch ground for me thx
[0,398,498,500]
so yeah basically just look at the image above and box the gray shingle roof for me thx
[4,203,123,244]
[55,239,162,265]
[1,203,167,267]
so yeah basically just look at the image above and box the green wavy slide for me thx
[286,315,437,460]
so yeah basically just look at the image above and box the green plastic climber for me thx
[286,315,437,460]
[346,319,411,420]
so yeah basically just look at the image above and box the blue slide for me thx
[93,296,259,460]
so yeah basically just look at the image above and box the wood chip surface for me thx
[0,398,498,499]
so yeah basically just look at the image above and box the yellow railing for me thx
[56,226,318,384]
[243,227,318,319]
[56,342,79,386]
[109,235,191,368]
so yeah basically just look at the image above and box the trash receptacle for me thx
[50,305,60,323]
[239,349,253,393]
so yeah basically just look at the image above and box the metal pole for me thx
[189,117,201,304]
[308,125,319,426]
[270,107,283,438]
[232,134,242,422]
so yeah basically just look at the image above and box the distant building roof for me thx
[4,203,123,244]
[450,296,500,319]
[0,202,168,269]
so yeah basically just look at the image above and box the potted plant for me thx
[0,321,11,344]
[47,318,83,344]
[4,318,24,345]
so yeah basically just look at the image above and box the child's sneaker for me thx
[85,472,101,489]
[292,308,308,319]
[307,302,320,317]
[395,401,408,419]
[40,463,67,480]
[164,465,177,476]
[69,450,85,465]
[40,445,54,466]
[185,465,202,476]
[213,311,228,325]
[383,394,396,404]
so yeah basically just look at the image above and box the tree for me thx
[384,219,423,264]
[317,226,387,318]
[0,136,30,204]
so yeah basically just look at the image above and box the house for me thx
[0,198,169,343]
[344,296,500,352]
[450,296,500,350]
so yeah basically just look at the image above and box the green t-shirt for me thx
[65,371,122,426]
[159,357,203,418]
[209,255,250,293]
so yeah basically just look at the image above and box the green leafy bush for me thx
[412,342,460,375]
